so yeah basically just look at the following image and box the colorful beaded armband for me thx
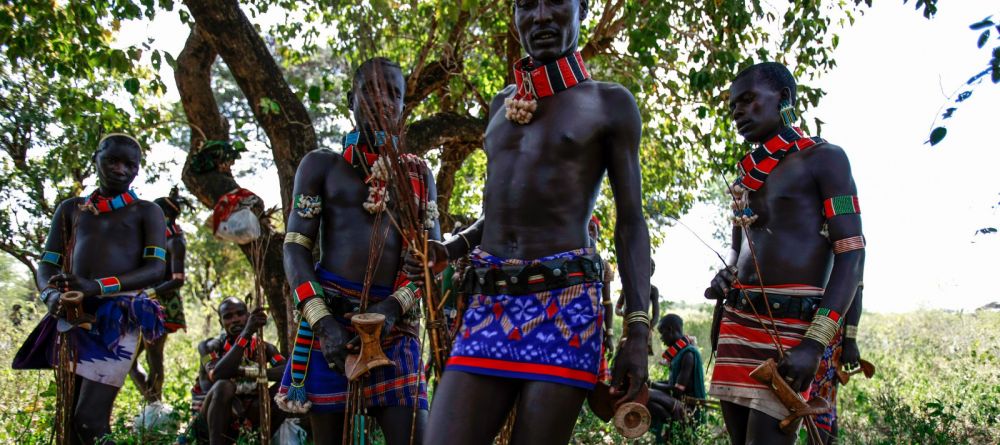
[832,235,866,254]
[294,281,324,305]
[41,251,63,267]
[143,246,167,261]
[96,276,121,295]
[235,336,250,348]
[823,195,860,219]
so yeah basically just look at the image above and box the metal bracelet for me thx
[392,285,418,313]
[301,298,332,326]
[844,325,858,339]
[624,311,651,328]
[284,231,314,250]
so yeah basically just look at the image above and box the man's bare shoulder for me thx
[488,85,517,119]
[588,80,638,107]
[301,148,342,167]
[804,141,851,167]
[197,337,220,355]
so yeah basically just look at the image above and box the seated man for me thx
[648,314,706,442]
[190,297,286,445]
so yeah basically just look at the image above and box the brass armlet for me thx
[284,232,314,250]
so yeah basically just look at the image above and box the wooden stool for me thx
[344,313,394,381]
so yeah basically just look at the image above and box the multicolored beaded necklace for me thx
[79,189,139,215]
[662,336,693,363]
[341,131,437,227]
[504,51,591,124]
[731,127,825,225]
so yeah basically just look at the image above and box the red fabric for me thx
[211,188,257,234]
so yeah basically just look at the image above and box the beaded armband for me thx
[235,336,250,348]
[823,195,860,219]
[293,281,324,305]
[294,194,322,219]
[96,276,121,295]
[832,235,866,254]
[41,251,63,267]
[804,307,842,346]
[269,353,285,367]
[844,325,858,340]
[284,232,314,250]
[143,246,167,261]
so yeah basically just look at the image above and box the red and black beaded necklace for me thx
[662,336,693,363]
[504,51,591,124]
[736,126,825,192]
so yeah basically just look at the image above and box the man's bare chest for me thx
[485,95,606,162]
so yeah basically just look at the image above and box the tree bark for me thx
[175,27,291,353]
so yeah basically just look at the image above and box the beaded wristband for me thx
[40,287,60,304]
[96,276,121,295]
[844,325,858,339]
[284,232,314,250]
[301,298,332,326]
[41,251,63,267]
[294,281,324,305]
[392,283,419,313]
[143,246,167,261]
[625,311,651,328]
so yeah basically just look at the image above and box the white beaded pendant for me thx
[504,96,538,125]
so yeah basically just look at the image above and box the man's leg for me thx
[144,335,167,401]
[720,401,749,445]
[424,371,519,445]
[374,406,427,445]
[204,380,237,445]
[128,341,151,397]
[73,378,121,445]
[746,408,798,445]
[309,412,345,445]
[508,381,588,445]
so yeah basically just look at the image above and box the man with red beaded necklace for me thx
[411,1,651,443]
[704,62,865,444]
[21,134,167,444]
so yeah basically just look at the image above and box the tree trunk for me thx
[175,27,291,353]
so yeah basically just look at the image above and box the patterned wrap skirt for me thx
[446,247,604,390]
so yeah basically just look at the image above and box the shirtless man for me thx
[410,1,651,443]
[274,58,439,445]
[705,62,865,444]
[20,134,167,444]
[130,188,188,403]
[191,298,285,445]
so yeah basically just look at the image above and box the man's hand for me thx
[41,288,62,316]
[705,267,735,300]
[312,317,349,373]
[603,330,615,356]
[402,241,448,284]
[241,307,268,336]
[841,338,861,370]
[47,273,101,297]
[777,338,825,392]
[611,323,650,404]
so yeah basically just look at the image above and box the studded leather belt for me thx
[460,254,604,296]
[724,289,821,322]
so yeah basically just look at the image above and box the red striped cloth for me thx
[710,305,814,421]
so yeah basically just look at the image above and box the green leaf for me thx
[969,16,994,31]
[977,30,990,49]
[928,127,947,146]
[123,77,140,94]
[308,85,321,103]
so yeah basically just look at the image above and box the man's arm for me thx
[197,339,220,389]
[36,199,76,311]
[672,351,695,395]
[265,342,287,381]
[153,235,186,295]
[604,85,651,401]
[781,145,864,391]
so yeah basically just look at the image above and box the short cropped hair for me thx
[734,62,797,105]
[353,57,403,89]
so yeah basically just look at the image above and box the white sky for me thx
[652,2,1000,312]
[52,2,1000,313]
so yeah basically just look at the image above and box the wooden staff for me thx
[249,237,271,444]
